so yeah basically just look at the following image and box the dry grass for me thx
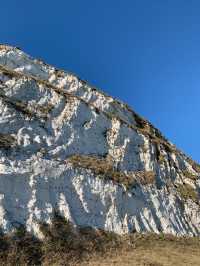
[182,170,198,181]
[68,155,156,189]
[136,171,155,185]
[68,154,137,189]
[0,213,199,265]
[0,226,42,266]
[0,212,121,266]
[83,237,200,266]
[177,183,198,203]
[40,214,121,266]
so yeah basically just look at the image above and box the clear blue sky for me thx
[1,1,200,162]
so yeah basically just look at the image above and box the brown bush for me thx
[40,212,121,266]
[0,226,42,266]
[0,213,122,266]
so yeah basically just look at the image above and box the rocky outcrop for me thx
[0,45,199,237]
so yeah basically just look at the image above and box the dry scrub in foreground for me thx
[0,212,199,266]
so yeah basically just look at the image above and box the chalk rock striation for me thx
[0,45,199,237]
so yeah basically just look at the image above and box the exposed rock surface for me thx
[0,44,199,237]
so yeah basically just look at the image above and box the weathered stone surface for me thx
[0,45,199,237]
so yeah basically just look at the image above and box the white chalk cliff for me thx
[0,44,199,237]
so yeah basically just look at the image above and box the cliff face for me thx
[0,45,199,237]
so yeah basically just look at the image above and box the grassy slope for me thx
[0,213,199,266]
[84,234,200,266]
